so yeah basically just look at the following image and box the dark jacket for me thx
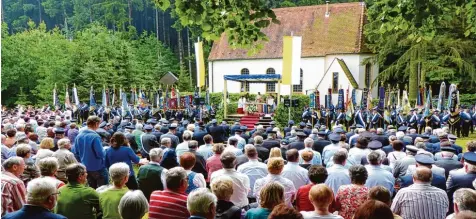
[435,158,463,178]
[141,133,160,154]
[399,173,446,191]
[3,205,67,219]
[447,172,476,214]
[137,163,165,201]
[313,139,331,155]
[190,151,208,180]
[372,134,389,146]
[262,139,280,150]
[289,140,305,151]
[255,144,270,161]
[208,125,227,143]
[192,129,208,146]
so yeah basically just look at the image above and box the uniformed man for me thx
[192,121,208,146]
[140,125,160,160]
[52,127,66,151]
[230,120,241,135]
[461,107,472,137]
[124,125,139,152]
[396,110,406,128]
[240,126,250,143]
[447,152,476,214]
[407,109,419,130]
[434,146,463,178]
[289,132,307,151]
[208,119,227,143]
[369,107,383,129]
[266,121,276,133]
[431,110,442,129]
[398,154,446,191]
[262,130,281,151]
[335,108,345,126]
[159,123,180,148]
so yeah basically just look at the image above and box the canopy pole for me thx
[289,85,292,121]
[223,79,228,119]
[277,81,281,106]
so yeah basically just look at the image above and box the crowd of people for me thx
[1,107,476,219]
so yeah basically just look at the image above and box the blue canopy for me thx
[223,74,281,83]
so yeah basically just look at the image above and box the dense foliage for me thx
[1,22,180,106]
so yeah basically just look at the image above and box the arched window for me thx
[266,68,276,92]
[240,68,250,92]
[292,69,304,93]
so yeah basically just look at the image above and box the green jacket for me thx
[55,182,99,219]
[137,163,165,201]
[99,187,129,219]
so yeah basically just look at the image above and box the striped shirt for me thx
[391,183,448,219]
[149,190,190,219]
[1,171,26,215]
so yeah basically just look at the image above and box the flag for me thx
[121,92,130,117]
[378,87,385,110]
[315,90,320,109]
[89,86,97,111]
[367,89,373,110]
[65,86,72,109]
[437,82,446,111]
[177,88,181,108]
[351,89,357,108]
[362,88,369,109]
[111,85,116,106]
[195,40,206,87]
[102,86,107,107]
[309,92,316,108]
[447,84,457,111]
[423,88,431,117]
[402,90,410,114]
[328,88,333,109]
[281,36,302,85]
[346,91,354,121]
[337,89,344,110]
[205,89,210,106]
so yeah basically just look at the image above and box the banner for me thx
[423,88,431,117]
[73,84,79,106]
[65,86,72,109]
[325,95,328,109]
[195,41,206,87]
[351,89,357,108]
[89,86,97,111]
[337,89,344,109]
[448,84,457,111]
[282,36,302,85]
[121,93,130,117]
[402,90,410,114]
[437,82,446,111]
[309,92,316,108]
[102,86,107,107]
[53,84,60,108]
[417,87,423,107]
[316,90,320,109]
[361,88,369,110]
[328,88,333,109]
[378,86,385,110]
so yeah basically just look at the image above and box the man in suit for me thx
[140,125,160,160]
[398,154,446,191]
[435,146,463,178]
[289,132,307,151]
[159,123,180,148]
[372,128,389,146]
[151,124,163,141]
[240,126,250,143]
[187,140,208,180]
[283,120,294,137]
[382,135,397,155]
[124,125,139,152]
[266,121,276,133]
[208,119,226,143]
[230,121,241,135]
[312,131,330,155]
[447,152,476,214]
[262,131,281,150]
[252,135,270,161]
[220,121,231,138]
[192,121,208,146]
[3,178,67,219]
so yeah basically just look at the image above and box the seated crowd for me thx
[2,115,476,219]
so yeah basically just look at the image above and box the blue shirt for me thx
[245,207,271,219]
[325,164,351,195]
[3,205,67,219]
[365,165,395,194]
[105,146,140,175]
[73,129,105,171]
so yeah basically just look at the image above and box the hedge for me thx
[274,94,310,128]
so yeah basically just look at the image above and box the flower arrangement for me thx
[246,104,258,114]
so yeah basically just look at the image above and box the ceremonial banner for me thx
[89,86,97,111]
[65,86,72,109]
[361,88,369,110]
[282,36,302,85]
[73,84,79,106]
[315,91,320,109]
[351,89,357,108]
[417,87,423,107]
[309,92,316,108]
[169,99,177,109]
[165,87,170,109]
[328,88,333,109]
[423,88,431,117]
[195,41,206,87]
[345,87,349,109]
[102,86,107,107]
[177,89,181,107]
[130,88,135,105]
[402,90,410,114]
[158,88,163,109]
[111,85,116,106]
[367,89,373,110]
[378,87,385,110]
[448,84,457,111]
[121,93,130,117]
[437,82,446,111]
[53,84,60,108]
[325,95,328,109]
[206,89,210,105]
[337,89,344,110]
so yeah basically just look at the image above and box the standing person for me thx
[197,134,214,160]
[300,184,343,219]
[15,144,40,186]
[73,116,107,189]
[210,152,250,208]
[140,125,160,160]
[137,148,167,201]
[348,137,371,165]
[391,167,449,219]
[365,151,395,194]
[37,157,65,189]
[1,157,27,215]
[325,150,351,195]
[322,134,342,166]
[98,163,130,219]
[387,140,407,169]
[160,123,180,148]
[56,163,100,219]
[104,132,147,190]
[52,139,77,182]
[335,165,369,219]
[299,138,322,165]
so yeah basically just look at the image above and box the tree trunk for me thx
[155,8,159,41]
[89,0,93,22]
[127,0,132,26]
[187,28,193,85]
[162,11,166,43]
[178,29,184,67]
[37,0,42,23]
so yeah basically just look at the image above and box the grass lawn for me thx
[456,132,476,152]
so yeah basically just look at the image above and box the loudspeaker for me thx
[284,99,291,107]
[292,99,299,107]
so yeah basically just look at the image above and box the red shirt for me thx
[296,184,314,211]
[149,190,190,219]
[206,154,223,182]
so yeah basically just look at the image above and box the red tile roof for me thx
[208,2,370,61]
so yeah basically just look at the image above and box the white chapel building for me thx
[207,2,378,106]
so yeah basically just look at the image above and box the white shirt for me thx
[176,141,190,159]
[186,169,206,189]
[223,145,243,156]
[237,159,268,197]
[388,151,407,168]
[34,149,54,164]
[281,162,309,190]
[254,174,296,207]
[211,168,250,207]
[301,211,344,219]
[322,143,341,165]
[197,144,214,160]
[348,147,371,165]
[325,164,351,195]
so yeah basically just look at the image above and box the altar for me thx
[223,74,282,118]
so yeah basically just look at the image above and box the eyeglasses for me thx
[49,191,61,197]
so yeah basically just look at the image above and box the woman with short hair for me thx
[253,158,295,207]
[34,137,54,164]
[387,140,406,168]
[98,162,130,219]
[211,176,241,219]
[179,152,206,194]
[300,184,343,218]
[118,190,149,219]
[264,148,287,164]
[348,137,371,165]
[206,143,225,182]
[353,200,394,219]
[246,182,284,219]
[37,157,65,188]
[335,165,369,219]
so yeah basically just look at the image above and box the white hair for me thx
[409,129,417,134]
[187,188,217,215]
[290,129,296,137]
[187,124,195,131]
[257,125,264,131]
[57,138,71,149]
[3,156,24,170]
[26,177,57,205]
[425,127,432,133]
[396,131,405,140]
[161,137,171,145]
[118,190,149,219]
[154,124,161,130]
[149,148,164,162]
[453,188,476,212]
[135,123,143,130]
[38,157,59,176]
[465,162,476,173]
[304,138,314,147]
[109,162,130,185]
[376,128,384,134]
